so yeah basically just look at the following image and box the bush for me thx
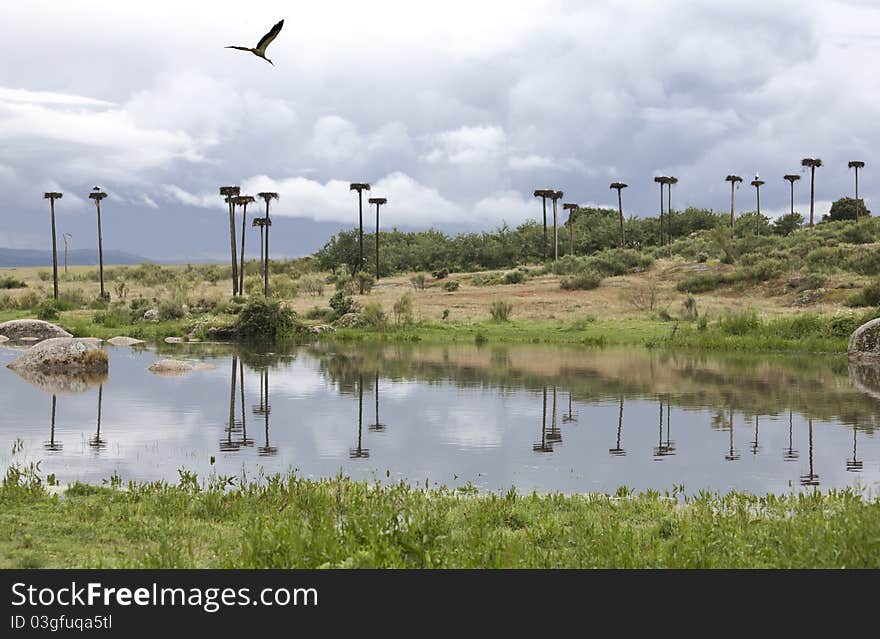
[682,296,698,320]
[355,271,374,295]
[432,268,449,279]
[362,302,386,328]
[0,277,26,289]
[847,279,880,307]
[93,304,134,328]
[235,298,298,341]
[676,272,736,293]
[743,258,787,282]
[718,312,761,335]
[301,275,325,297]
[443,280,460,292]
[334,274,355,294]
[270,276,299,300]
[36,300,60,320]
[503,270,526,284]
[329,291,356,318]
[37,271,51,282]
[158,300,185,321]
[410,273,428,290]
[303,306,336,322]
[392,293,414,326]
[489,299,513,322]
[584,249,653,276]
[560,271,602,290]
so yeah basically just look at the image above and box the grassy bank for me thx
[1,468,877,568]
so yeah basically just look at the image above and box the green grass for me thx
[1,469,877,568]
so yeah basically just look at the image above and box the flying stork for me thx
[226,19,284,65]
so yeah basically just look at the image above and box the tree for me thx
[257,192,279,296]
[220,186,240,295]
[88,187,109,300]
[824,197,871,222]
[610,182,628,248]
[773,212,804,236]
[801,158,822,228]
[43,192,63,300]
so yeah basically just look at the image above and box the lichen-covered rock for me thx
[309,324,337,334]
[848,317,880,360]
[148,359,193,375]
[107,336,145,346]
[164,337,184,344]
[0,335,8,343]
[143,309,159,321]
[0,319,72,341]
[332,313,366,329]
[793,288,826,307]
[7,337,108,374]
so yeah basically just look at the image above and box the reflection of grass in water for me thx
[1,471,878,568]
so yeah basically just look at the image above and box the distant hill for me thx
[0,248,151,267]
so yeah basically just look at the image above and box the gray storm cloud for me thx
[1,0,878,257]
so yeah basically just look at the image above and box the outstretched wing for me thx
[225,46,251,51]
[255,19,284,53]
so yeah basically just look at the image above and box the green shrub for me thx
[234,298,298,341]
[489,299,513,322]
[560,271,602,290]
[36,300,60,320]
[432,268,449,279]
[334,274,355,294]
[503,270,526,284]
[683,296,698,320]
[718,312,761,335]
[392,293,414,326]
[0,277,26,289]
[362,302,386,328]
[93,304,134,328]
[676,272,736,293]
[329,291,356,318]
[301,275,325,297]
[37,271,51,282]
[355,271,374,295]
[410,273,428,290]
[847,279,880,307]
[17,291,41,310]
[584,249,653,276]
[270,276,299,300]
[303,306,336,322]
[443,280,460,292]
[158,300,185,321]
[743,258,786,282]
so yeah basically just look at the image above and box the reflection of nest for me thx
[608,447,626,457]
[546,431,563,444]
[239,436,254,447]
[258,446,278,457]
[725,449,741,461]
[219,440,241,452]
[89,435,107,450]
[349,447,370,459]
[653,443,675,459]
[800,473,820,486]
[11,368,107,395]
[846,460,863,472]
[368,422,386,432]
[783,448,799,461]
[252,405,271,416]
[44,441,63,452]
[532,441,553,453]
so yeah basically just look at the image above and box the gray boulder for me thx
[0,319,72,341]
[331,313,365,329]
[0,335,8,343]
[7,337,108,374]
[148,359,193,376]
[107,336,145,346]
[143,309,159,321]
[848,318,880,360]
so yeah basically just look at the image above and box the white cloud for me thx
[421,125,506,166]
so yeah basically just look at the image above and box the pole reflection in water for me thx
[533,386,553,453]
[783,411,798,461]
[369,371,386,432]
[546,386,562,444]
[239,359,253,447]
[44,395,62,452]
[350,373,370,459]
[800,418,819,486]
[562,391,577,424]
[653,397,675,459]
[89,384,106,450]
[256,367,276,457]
[750,415,760,456]
[725,411,740,461]
[220,354,241,453]
[847,426,863,473]
[609,397,625,456]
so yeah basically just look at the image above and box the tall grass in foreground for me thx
[1,467,878,568]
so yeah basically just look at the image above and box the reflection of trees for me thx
[89,384,106,450]
[350,373,370,459]
[305,342,880,433]
[44,395,62,452]
[800,419,819,486]
[609,397,625,457]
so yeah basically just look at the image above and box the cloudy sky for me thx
[1,0,878,259]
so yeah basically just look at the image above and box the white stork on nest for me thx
[226,19,284,65]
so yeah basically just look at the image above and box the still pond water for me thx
[2,341,880,494]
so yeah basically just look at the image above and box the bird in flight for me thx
[226,19,284,65]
